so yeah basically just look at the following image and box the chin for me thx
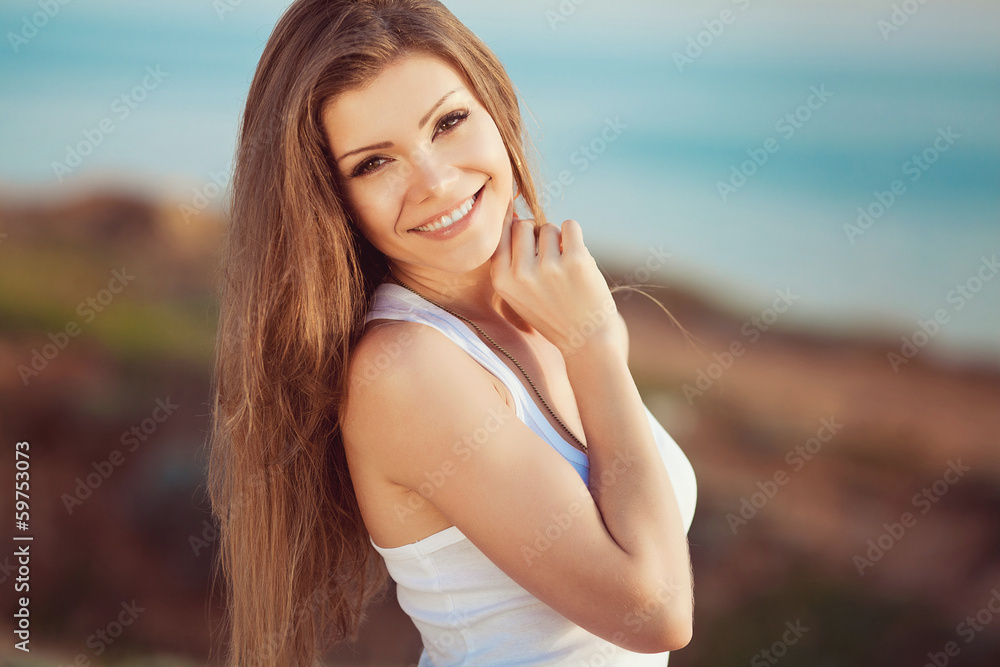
[454,195,509,270]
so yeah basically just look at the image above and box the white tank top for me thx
[364,282,698,666]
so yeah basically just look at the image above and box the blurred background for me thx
[1,0,998,665]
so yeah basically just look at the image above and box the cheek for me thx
[347,185,386,223]
[342,183,401,252]
[474,119,513,180]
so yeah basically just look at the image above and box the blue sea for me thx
[1,0,998,364]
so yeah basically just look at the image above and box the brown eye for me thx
[352,156,390,178]
[435,110,470,137]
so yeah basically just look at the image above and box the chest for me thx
[473,327,587,451]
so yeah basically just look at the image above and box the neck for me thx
[386,261,532,332]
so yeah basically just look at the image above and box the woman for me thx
[207,1,697,665]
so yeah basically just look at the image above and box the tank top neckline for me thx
[370,281,589,465]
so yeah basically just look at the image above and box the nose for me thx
[406,147,459,202]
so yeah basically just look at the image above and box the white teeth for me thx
[414,193,477,233]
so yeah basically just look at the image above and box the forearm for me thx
[563,336,692,613]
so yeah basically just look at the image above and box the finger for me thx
[560,219,586,256]
[510,217,538,275]
[536,223,561,264]
[491,204,515,271]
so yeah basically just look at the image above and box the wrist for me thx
[558,326,623,361]
[555,298,622,357]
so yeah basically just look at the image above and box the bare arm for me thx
[564,330,693,646]
[490,213,693,647]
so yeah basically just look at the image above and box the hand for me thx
[490,212,619,355]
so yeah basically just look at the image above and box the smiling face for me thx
[322,52,515,279]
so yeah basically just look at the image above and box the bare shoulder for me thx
[341,320,500,471]
[344,319,433,399]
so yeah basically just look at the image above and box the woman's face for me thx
[322,53,515,277]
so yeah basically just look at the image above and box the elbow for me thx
[621,577,693,653]
[657,617,693,652]
[631,611,692,654]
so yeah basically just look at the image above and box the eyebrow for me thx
[334,88,462,164]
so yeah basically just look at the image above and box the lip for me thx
[408,184,486,238]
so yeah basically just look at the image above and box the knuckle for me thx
[491,263,511,282]
[510,262,533,282]
[566,251,592,270]
[537,259,559,276]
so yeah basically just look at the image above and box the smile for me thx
[411,187,483,233]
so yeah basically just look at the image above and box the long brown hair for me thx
[206,1,548,665]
